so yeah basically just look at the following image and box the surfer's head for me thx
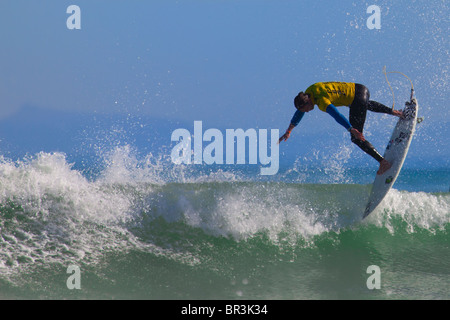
[294,92,314,112]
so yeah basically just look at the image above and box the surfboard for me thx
[363,94,419,218]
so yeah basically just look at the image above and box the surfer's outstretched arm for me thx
[279,110,305,143]
[279,123,296,143]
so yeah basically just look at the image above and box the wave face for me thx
[0,150,449,299]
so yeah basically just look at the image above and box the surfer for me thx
[279,82,404,175]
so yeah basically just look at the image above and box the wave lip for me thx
[369,188,450,234]
[0,151,448,282]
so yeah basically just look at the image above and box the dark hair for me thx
[294,92,308,109]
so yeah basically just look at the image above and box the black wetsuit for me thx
[349,84,393,162]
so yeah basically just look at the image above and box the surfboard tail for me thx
[363,203,372,219]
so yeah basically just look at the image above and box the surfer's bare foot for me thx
[377,159,392,175]
[392,109,404,118]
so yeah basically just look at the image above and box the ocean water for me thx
[0,147,448,300]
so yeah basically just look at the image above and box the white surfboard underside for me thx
[363,98,419,218]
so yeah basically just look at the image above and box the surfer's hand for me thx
[278,131,291,144]
[279,124,296,144]
[350,128,365,141]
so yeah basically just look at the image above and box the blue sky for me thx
[0,0,448,167]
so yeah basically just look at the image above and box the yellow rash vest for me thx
[305,82,356,112]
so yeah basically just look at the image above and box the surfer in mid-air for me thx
[279,82,404,175]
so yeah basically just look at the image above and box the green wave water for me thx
[0,151,448,299]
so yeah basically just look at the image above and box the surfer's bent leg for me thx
[349,84,384,163]
[368,100,394,114]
